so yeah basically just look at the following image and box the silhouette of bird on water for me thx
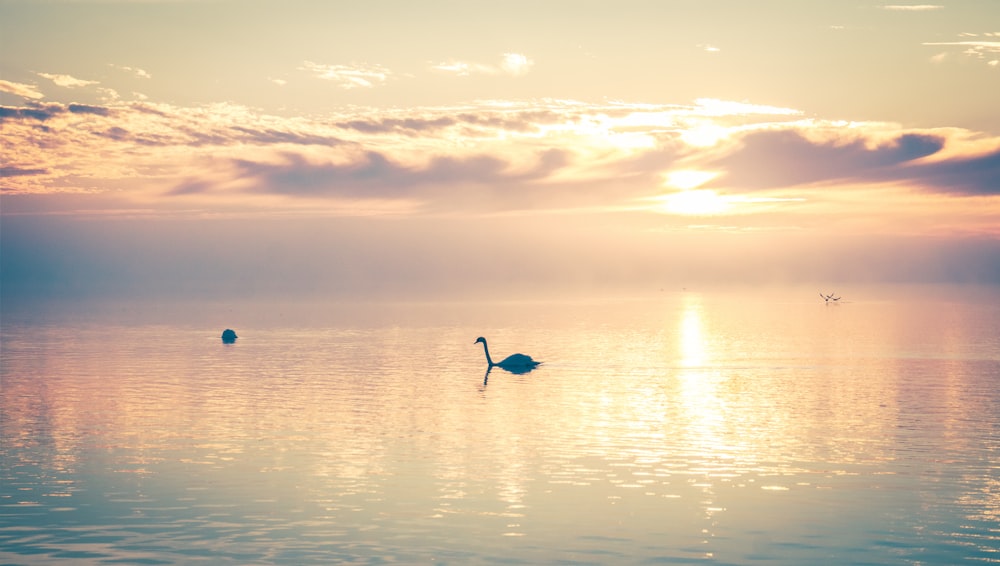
[474,336,540,375]
[820,292,841,304]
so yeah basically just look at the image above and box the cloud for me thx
[0,80,45,100]
[1,97,667,212]
[431,53,534,77]
[333,109,559,135]
[167,148,570,204]
[228,126,346,147]
[500,53,534,76]
[709,129,939,188]
[923,38,1000,67]
[36,72,99,88]
[430,61,496,76]
[880,4,944,10]
[68,103,111,116]
[692,98,802,117]
[109,64,152,79]
[929,52,948,64]
[707,128,1000,195]
[1,166,49,177]
[903,148,1000,195]
[923,40,1000,51]
[298,61,392,89]
[1,102,72,121]
[236,151,504,196]
[337,115,459,134]
[0,101,113,122]
[1,96,998,219]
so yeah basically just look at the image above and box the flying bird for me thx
[474,336,540,374]
[820,292,841,303]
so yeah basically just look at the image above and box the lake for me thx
[2,286,999,564]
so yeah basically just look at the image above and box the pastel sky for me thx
[2,0,999,300]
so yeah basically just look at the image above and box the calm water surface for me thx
[2,286,999,564]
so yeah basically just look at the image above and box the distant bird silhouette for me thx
[475,337,540,374]
[820,292,841,304]
[222,328,238,343]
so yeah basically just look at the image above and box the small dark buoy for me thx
[221,329,237,343]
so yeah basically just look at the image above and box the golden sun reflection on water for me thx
[674,294,734,471]
[679,294,708,368]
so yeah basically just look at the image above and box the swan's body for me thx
[475,337,540,374]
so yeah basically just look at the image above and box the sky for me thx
[2,0,999,302]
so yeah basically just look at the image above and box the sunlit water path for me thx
[2,287,999,564]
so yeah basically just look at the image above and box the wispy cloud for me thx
[0,80,44,100]
[109,64,152,79]
[923,34,1000,67]
[431,53,534,77]
[429,61,495,76]
[36,72,99,88]
[928,40,1000,51]
[298,61,393,89]
[691,98,801,117]
[880,4,944,11]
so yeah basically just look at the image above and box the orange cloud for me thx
[430,53,534,77]
[1,97,998,238]
[36,72,99,88]
[0,80,44,100]
[298,61,394,89]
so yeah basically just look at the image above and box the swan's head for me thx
[474,336,486,345]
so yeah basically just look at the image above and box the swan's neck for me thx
[480,341,495,366]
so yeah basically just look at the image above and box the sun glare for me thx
[679,297,707,367]
[655,170,730,215]
[500,52,533,75]
[666,170,718,190]
[662,190,730,216]
[680,124,730,147]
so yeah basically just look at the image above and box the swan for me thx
[474,337,540,374]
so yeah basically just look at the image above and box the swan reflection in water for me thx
[475,336,540,384]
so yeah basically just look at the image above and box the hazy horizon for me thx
[4,210,1000,304]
